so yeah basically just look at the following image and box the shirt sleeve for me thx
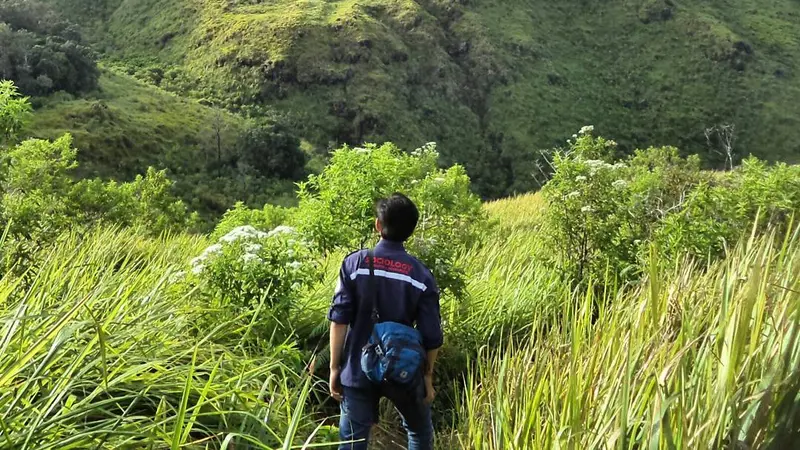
[327,259,355,324]
[416,275,444,350]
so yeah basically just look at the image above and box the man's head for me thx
[375,193,419,242]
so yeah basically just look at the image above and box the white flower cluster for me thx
[412,142,439,157]
[612,179,628,189]
[585,159,626,176]
[188,225,303,276]
[581,206,594,213]
[220,226,268,243]
[567,191,581,199]
[579,125,594,135]
[575,175,588,182]
[190,243,223,274]
[267,225,296,237]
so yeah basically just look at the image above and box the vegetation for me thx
[0,0,98,95]
[2,75,799,445]
[27,71,302,221]
[0,81,197,275]
[36,0,800,198]
[2,0,800,445]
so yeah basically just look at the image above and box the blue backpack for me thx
[360,250,426,386]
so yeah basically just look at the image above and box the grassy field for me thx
[1,194,797,448]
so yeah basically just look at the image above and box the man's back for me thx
[328,239,443,388]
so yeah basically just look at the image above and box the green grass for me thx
[41,0,800,197]
[440,196,800,448]
[0,228,335,449]
[1,194,799,447]
[28,68,244,181]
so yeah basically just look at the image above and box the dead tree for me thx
[705,124,736,171]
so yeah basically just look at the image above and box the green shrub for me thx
[293,142,487,295]
[0,81,32,145]
[543,128,633,281]
[70,167,200,234]
[654,157,800,261]
[0,135,78,265]
[237,119,306,180]
[544,127,799,282]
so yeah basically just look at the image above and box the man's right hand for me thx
[329,368,343,402]
[423,374,436,405]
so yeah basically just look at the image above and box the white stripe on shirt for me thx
[349,268,428,292]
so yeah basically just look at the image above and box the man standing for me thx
[328,193,443,450]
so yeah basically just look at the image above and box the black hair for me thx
[376,193,419,242]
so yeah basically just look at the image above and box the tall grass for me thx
[0,228,331,449]
[3,195,799,449]
[449,226,800,449]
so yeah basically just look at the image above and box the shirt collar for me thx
[375,239,405,252]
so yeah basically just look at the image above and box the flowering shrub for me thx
[542,127,705,282]
[544,127,799,283]
[186,225,315,321]
[293,142,486,295]
[543,135,632,281]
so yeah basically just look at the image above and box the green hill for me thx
[29,69,243,180]
[28,69,297,218]
[41,0,800,196]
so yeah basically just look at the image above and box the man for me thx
[327,193,443,450]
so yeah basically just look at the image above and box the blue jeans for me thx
[338,381,433,450]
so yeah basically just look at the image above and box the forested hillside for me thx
[31,0,800,198]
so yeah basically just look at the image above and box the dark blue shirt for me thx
[328,239,443,387]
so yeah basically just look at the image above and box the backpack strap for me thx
[367,249,380,323]
[366,249,386,360]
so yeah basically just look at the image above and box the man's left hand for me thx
[329,368,343,402]
[423,374,436,405]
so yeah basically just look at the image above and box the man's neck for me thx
[376,239,405,251]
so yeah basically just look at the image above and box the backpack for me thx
[360,250,426,386]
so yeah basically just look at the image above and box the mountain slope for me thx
[28,69,298,218]
[44,0,800,196]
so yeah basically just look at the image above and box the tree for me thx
[0,0,98,96]
[237,120,306,180]
[0,80,31,145]
[705,123,736,171]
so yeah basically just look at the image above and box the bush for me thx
[293,142,487,295]
[0,81,32,144]
[542,127,707,282]
[654,157,800,261]
[70,167,200,234]
[543,127,799,283]
[237,120,306,180]
[181,225,315,343]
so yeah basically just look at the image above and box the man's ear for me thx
[375,218,382,235]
